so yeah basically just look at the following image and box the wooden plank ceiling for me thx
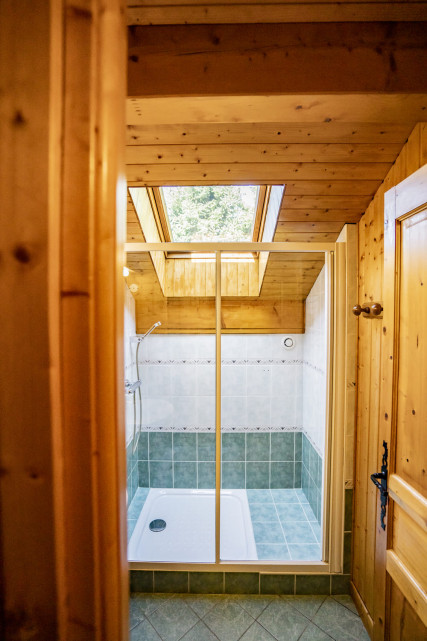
[125,5,427,311]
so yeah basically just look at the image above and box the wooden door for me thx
[380,164,427,639]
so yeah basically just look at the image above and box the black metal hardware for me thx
[370,440,388,530]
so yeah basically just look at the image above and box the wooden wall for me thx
[0,2,128,640]
[352,122,427,636]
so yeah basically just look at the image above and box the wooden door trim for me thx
[388,474,427,533]
[386,551,427,627]
[350,581,374,637]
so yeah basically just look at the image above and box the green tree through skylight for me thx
[162,185,258,242]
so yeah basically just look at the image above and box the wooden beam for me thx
[128,23,427,95]
[126,122,413,146]
[126,161,392,183]
[126,95,427,125]
[126,142,402,164]
[127,4,427,25]
[281,195,371,211]
[279,210,363,223]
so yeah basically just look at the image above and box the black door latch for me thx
[370,440,388,530]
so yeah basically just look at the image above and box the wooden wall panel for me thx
[353,122,427,633]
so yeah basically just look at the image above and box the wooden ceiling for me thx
[125,4,427,311]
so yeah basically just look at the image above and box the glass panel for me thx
[126,250,216,562]
[161,185,258,242]
[220,250,327,562]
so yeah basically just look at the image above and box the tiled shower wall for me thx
[136,431,302,490]
[137,333,303,431]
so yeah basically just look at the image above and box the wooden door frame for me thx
[0,2,128,639]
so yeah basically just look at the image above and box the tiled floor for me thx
[247,489,321,561]
[130,593,370,641]
[128,488,321,561]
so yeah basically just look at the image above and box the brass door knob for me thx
[371,303,383,316]
[352,304,370,316]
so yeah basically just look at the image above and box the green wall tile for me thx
[246,462,269,489]
[260,574,294,595]
[198,433,215,461]
[150,461,173,487]
[294,462,302,488]
[149,433,172,461]
[271,433,294,462]
[137,432,148,460]
[189,572,224,594]
[224,572,259,594]
[343,532,352,574]
[222,434,245,461]
[130,570,153,593]
[296,575,330,595]
[173,433,196,461]
[154,571,189,593]
[174,462,197,488]
[198,462,215,489]
[344,489,353,532]
[246,434,269,462]
[270,462,294,489]
[138,461,149,487]
[331,574,351,595]
[222,462,245,489]
[294,432,302,462]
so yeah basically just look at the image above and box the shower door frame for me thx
[127,241,346,575]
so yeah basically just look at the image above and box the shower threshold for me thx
[128,488,257,563]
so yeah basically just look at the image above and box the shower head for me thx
[130,321,162,342]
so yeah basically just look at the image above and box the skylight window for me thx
[161,185,258,242]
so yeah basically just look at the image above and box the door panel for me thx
[382,165,427,638]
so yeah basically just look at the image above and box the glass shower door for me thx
[219,249,328,563]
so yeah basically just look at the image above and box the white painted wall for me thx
[302,266,327,456]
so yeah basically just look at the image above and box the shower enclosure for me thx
[125,243,335,570]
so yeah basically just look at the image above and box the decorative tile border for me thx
[129,570,351,596]
[142,425,303,433]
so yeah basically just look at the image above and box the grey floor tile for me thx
[203,600,254,641]
[298,622,334,640]
[233,595,277,619]
[312,598,371,641]
[131,618,162,641]
[331,595,358,616]
[180,620,220,641]
[178,594,225,618]
[282,595,326,619]
[253,521,285,545]
[282,521,317,544]
[131,593,175,617]
[130,599,145,630]
[288,544,321,561]
[148,599,199,641]
[256,544,290,560]
[257,599,309,641]
[240,621,279,641]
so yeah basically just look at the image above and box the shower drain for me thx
[149,519,166,532]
